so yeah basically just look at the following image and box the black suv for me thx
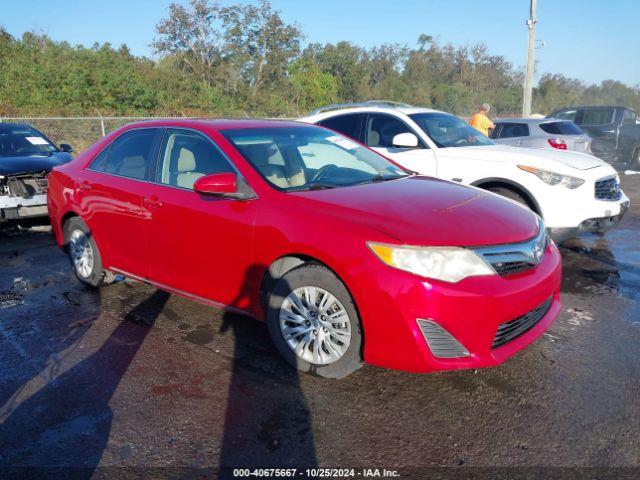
[548,106,640,168]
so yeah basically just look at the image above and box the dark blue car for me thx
[0,123,73,230]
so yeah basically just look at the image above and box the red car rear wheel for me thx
[63,217,114,288]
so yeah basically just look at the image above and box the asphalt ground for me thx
[0,175,639,480]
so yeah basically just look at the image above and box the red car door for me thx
[143,128,258,311]
[78,128,163,278]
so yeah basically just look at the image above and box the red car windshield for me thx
[222,125,408,191]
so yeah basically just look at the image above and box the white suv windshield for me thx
[222,125,408,191]
[409,113,495,148]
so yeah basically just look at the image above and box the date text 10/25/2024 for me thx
[232,468,401,478]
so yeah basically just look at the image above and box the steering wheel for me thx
[311,164,339,183]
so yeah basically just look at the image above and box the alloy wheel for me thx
[69,229,94,279]
[279,286,352,365]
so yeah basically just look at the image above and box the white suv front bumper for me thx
[539,172,630,242]
[546,198,629,242]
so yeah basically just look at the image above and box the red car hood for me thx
[291,176,539,247]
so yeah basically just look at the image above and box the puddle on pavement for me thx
[0,292,24,309]
[0,252,24,269]
[182,323,216,346]
[560,232,640,302]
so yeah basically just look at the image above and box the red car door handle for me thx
[144,197,163,208]
[78,181,92,190]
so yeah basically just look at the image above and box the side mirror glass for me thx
[59,143,74,153]
[392,132,419,148]
[194,173,238,196]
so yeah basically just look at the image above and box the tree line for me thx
[0,0,638,118]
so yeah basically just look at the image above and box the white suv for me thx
[300,101,630,242]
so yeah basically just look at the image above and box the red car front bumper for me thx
[351,241,562,373]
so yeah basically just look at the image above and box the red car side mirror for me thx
[194,173,238,196]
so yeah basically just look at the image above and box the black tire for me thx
[63,217,114,288]
[632,148,640,170]
[266,263,363,379]
[486,186,530,209]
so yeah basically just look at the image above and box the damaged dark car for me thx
[0,123,73,230]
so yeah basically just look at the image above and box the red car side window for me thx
[155,128,234,190]
[88,128,160,181]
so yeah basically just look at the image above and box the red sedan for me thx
[47,119,561,378]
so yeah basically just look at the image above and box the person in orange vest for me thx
[469,103,495,137]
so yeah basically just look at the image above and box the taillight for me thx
[548,138,567,150]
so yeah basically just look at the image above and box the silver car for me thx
[491,118,592,154]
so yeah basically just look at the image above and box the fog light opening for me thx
[417,319,470,358]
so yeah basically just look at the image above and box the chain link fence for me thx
[0,112,520,154]
[0,116,199,153]
[0,114,294,153]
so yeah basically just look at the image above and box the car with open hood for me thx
[0,123,73,230]
[300,101,630,242]
[47,119,561,378]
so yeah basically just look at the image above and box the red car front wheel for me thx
[267,263,363,379]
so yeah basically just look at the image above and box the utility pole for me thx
[522,0,538,117]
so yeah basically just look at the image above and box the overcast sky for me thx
[3,0,639,86]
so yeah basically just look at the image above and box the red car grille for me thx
[492,298,552,349]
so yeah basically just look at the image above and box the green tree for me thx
[152,0,223,85]
[219,0,302,96]
[289,59,338,113]
[1,9,638,120]
[303,41,369,102]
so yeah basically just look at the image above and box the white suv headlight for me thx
[518,165,585,189]
[368,243,496,283]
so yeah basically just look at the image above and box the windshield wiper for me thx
[306,182,336,190]
[300,175,408,191]
[355,174,408,186]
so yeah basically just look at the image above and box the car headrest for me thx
[241,144,271,167]
[177,147,196,172]
[120,155,146,177]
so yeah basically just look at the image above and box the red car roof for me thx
[119,118,302,131]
